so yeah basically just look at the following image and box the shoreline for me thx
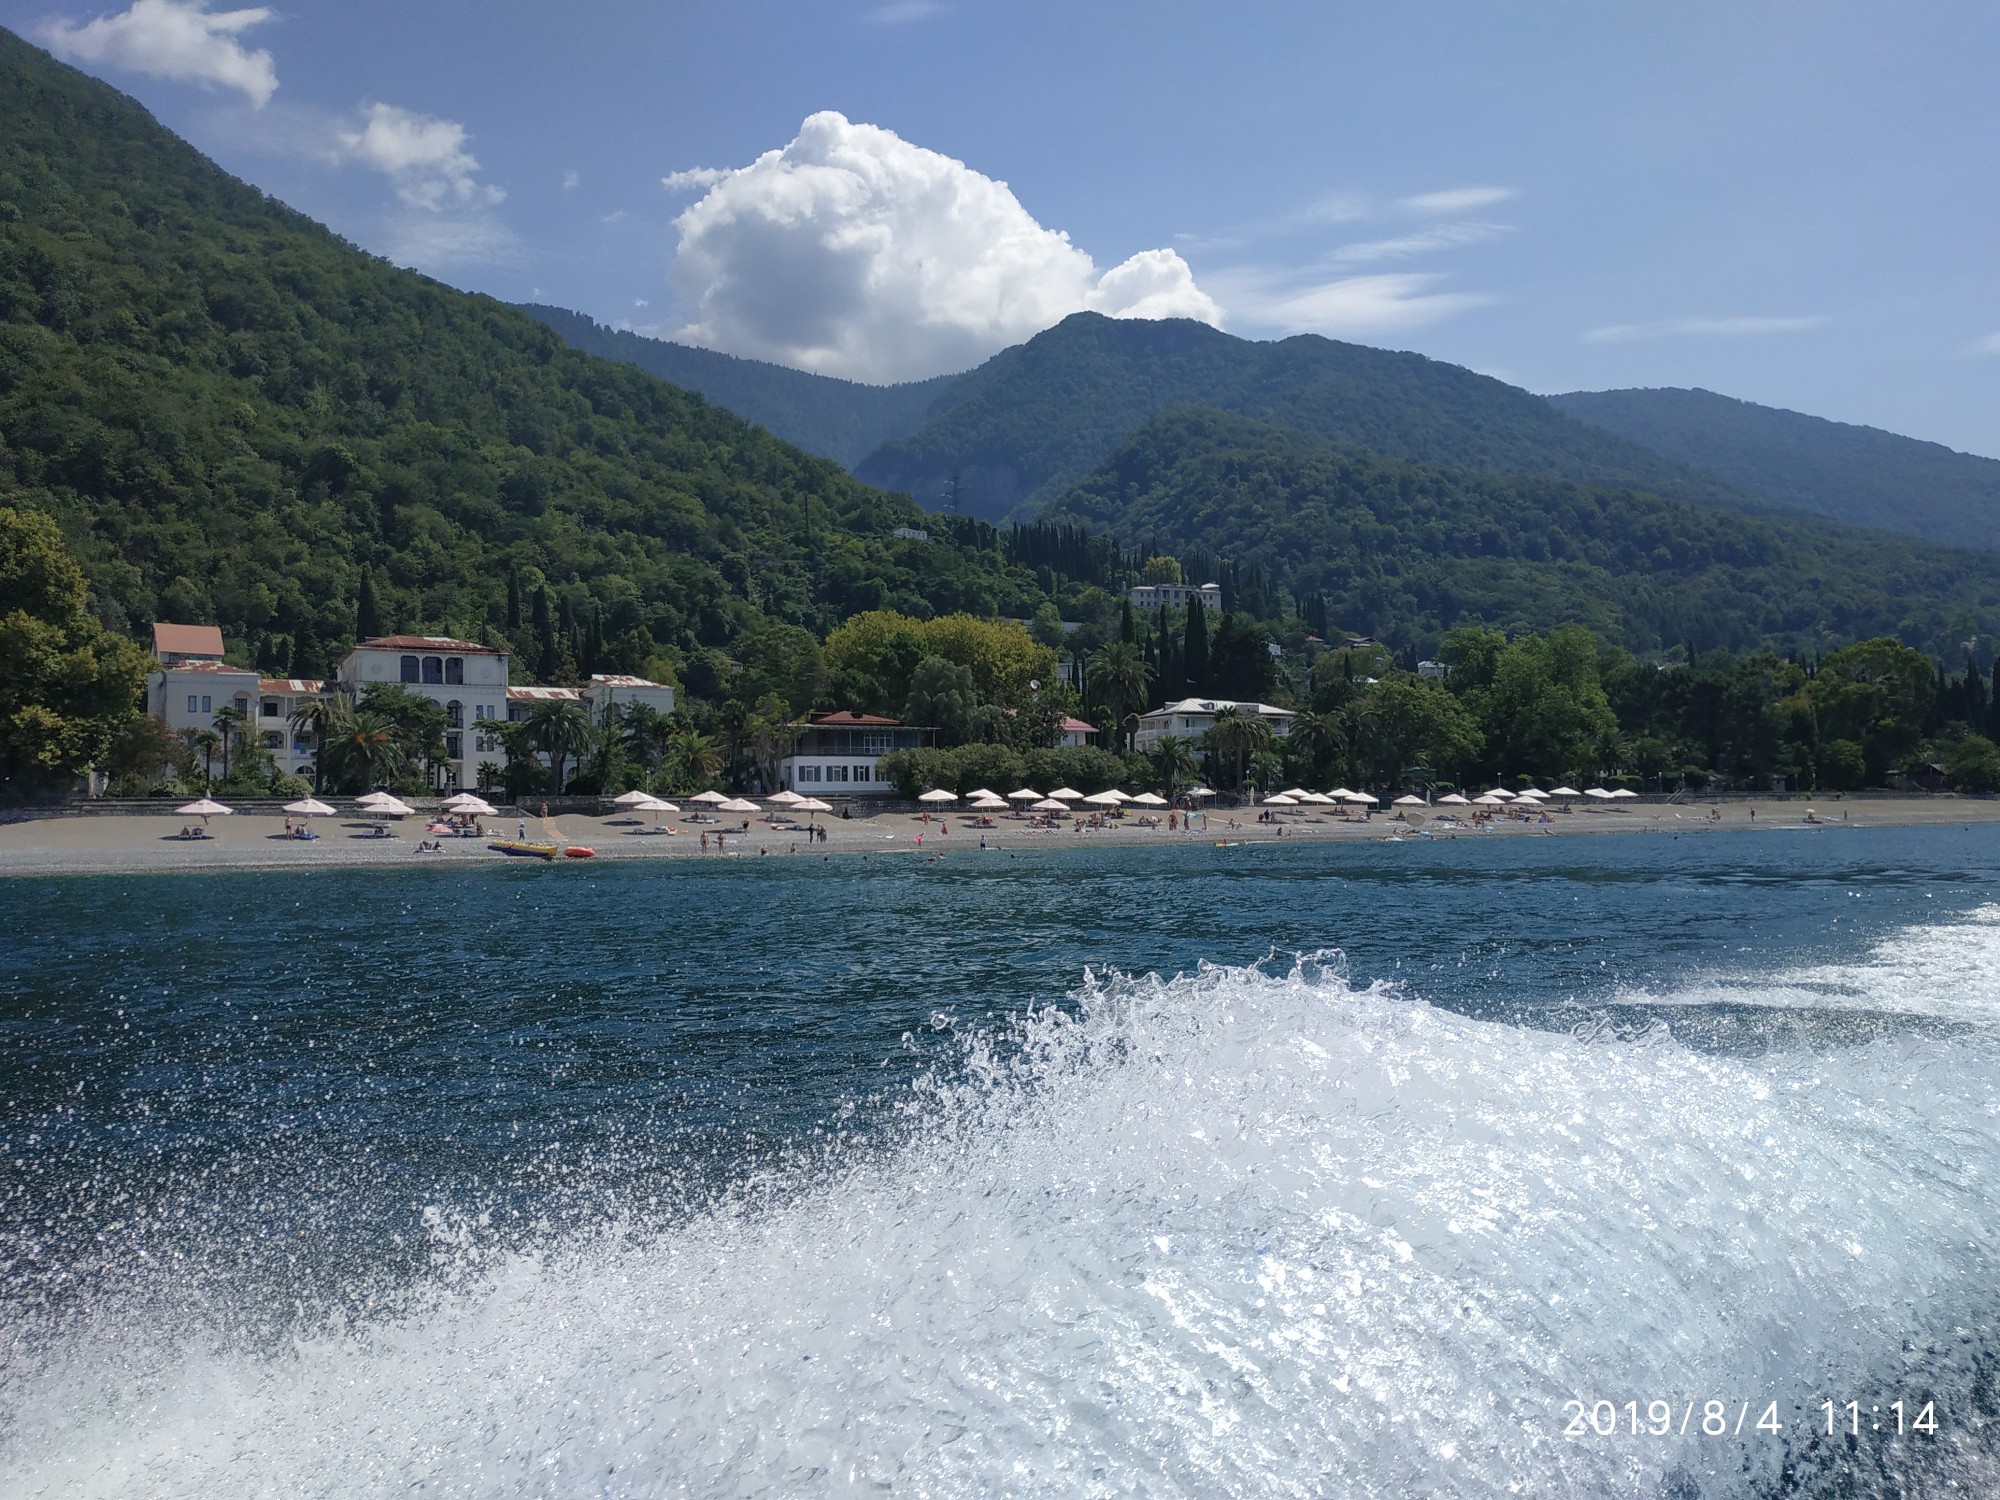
[1,798,1995,879]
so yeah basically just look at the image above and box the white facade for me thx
[336,636,511,790]
[147,660,259,740]
[1133,697,1297,751]
[1128,581,1222,612]
[778,713,927,797]
[583,674,676,718]
[252,678,326,778]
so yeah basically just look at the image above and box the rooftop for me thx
[259,678,325,693]
[152,622,225,658]
[1060,715,1098,733]
[807,710,902,727]
[352,635,505,655]
[154,659,255,676]
[1147,698,1298,718]
[589,673,672,689]
[507,685,583,701]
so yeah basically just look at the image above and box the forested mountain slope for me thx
[1550,386,2000,550]
[0,28,1044,684]
[853,312,1771,523]
[1041,407,2000,657]
[521,305,959,468]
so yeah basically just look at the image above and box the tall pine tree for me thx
[1183,598,1209,697]
[355,567,384,640]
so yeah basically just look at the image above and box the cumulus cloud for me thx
[1209,270,1491,338]
[561,169,580,190]
[336,102,504,211]
[1401,186,1515,214]
[1585,314,1829,343]
[38,0,278,107]
[662,166,728,193]
[665,111,1220,382]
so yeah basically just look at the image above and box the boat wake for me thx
[5,925,1999,1496]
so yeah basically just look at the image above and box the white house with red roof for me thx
[335,635,512,790]
[146,621,259,745]
[778,711,930,796]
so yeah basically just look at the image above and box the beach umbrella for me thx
[964,789,1000,802]
[1611,788,1640,799]
[918,789,958,804]
[1298,792,1338,805]
[356,790,400,805]
[364,795,415,818]
[1343,791,1379,805]
[1129,792,1168,807]
[441,793,497,815]
[1262,793,1299,806]
[1083,791,1123,806]
[793,797,832,813]
[1437,793,1470,805]
[1031,798,1069,813]
[1548,786,1581,798]
[690,790,731,805]
[1473,794,1508,806]
[1102,789,1134,802]
[1584,787,1615,800]
[1393,794,1427,807]
[1007,788,1042,802]
[968,796,1008,811]
[176,797,233,824]
[1515,787,1549,800]
[715,797,761,814]
[1048,787,1084,801]
[1324,788,1354,800]
[630,794,679,828]
[1280,787,1312,800]
[1484,787,1517,800]
[609,789,658,807]
[283,798,335,835]
[1183,786,1215,799]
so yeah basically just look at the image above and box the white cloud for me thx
[1326,221,1511,267]
[666,111,1220,381]
[1401,186,1515,214]
[867,0,941,21]
[38,0,278,107]
[1970,331,2000,356]
[336,102,504,211]
[562,169,580,191]
[376,209,521,272]
[1585,314,1829,343]
[662,166,729,193]
[1207,269,1490,338]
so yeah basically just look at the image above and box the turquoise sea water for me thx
[4,827,1999,1496]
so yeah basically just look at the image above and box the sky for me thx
[8,0,1999,457]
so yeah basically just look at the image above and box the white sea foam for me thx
[5,940,1999,1497]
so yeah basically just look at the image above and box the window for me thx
[187,694,199,714]
[828,764,848,783]
[262,731,282,749]
[446,733,462,759]
[800,764,820,782]
[422,656,444,685]
[854,764,870,782]
[400,655,419,683]
[201,695,211,714]
[261,699,280,717]
[445,658,464,685]
[446,700,464,729]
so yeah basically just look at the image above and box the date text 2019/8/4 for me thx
[1560,1399,1940,1438]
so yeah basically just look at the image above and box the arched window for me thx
[445,658,464,685]
[422,656,444,684]
[400,655,419,683]
[446,700,464,729]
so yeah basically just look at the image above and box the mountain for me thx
[1041,406,2000,657]
[520,305,960,468]
[1549,386,2000,551]
[0,27,1046,690]
[850,312,1773,524]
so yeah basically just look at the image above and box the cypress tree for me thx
[1119,597,1136,645]
[505,569,522,631]
[1183,598,1209,696]
[290,620,322,680]
[355,567,383,640]
[533,586,558,680]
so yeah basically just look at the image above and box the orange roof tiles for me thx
[152,623,224,657]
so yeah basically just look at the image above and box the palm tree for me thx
[1089,641,1154,752]
[288,696,353,793]
[337,711,407,790]
[1248,748,1285,801]
[1205,706,1272,793]
[1287,709,1346,787]
[527,699,593,793]
[192,728,221,790]
[211,705,247,785]
[1148,734,1196,802]
[621,701,671,777]
[666,727,722,794]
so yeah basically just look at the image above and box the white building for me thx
[1057,714,1097,749]
[779,712,929,797]
[335,635,511,791]
[252,678,326,778]
[1127,581,1222,612]
[1133,697,1297,751]
[582,673,676,719]
[146,622,258,740]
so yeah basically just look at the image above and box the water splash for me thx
[5,944,1998,1496]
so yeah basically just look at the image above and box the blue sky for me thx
[10,0,1999,456]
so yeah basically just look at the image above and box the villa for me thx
[1132,697,1297,751]
[778,711,930,796]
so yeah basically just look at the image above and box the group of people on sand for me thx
[173,825,213,840]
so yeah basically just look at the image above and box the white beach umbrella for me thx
[441,793,496,815]
[765,789,805,806]
[918,789,958,804]
[968,796,1008,811]
[1548,786,1582,798]
[364,795,415,818]
[1007,788,1043,802]
[176,797,233,821]
[715,797,761,814]
[1343,791,1379,805]
[1262,793,1299,806]
[1031,798,1069,813]
[1280,787,1312,800]
[1048,787,1084,801]
[1083,791,1123,806]
[690,790,731,804]
[1129,792,1169,806]
[629,794,679,828]
[1612,788,1640,799]
[283,799,336,829]
[1298,792,1337,805]
[1584,787,1615,800]
[1484,787,1517,800]
[1183,786,1216,799]
[964,789,1000,803]
[1393,794,1427,807]
[356,790,400,805]
[1324,788,1354,800]
[610,789,658,807]
[1473,794,1508,806]
[1515,787,1549,800]
[793,798,832,813]
[1437,793,1470,805]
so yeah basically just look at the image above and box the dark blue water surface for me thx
[4,826,1999,1497]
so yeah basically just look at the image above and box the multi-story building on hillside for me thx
[334,635,511,791]
[1132,697,1297,751]
[778,711,930,796]
[1127,581,1223,613]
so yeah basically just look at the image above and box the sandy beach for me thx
[1,797,1996,878]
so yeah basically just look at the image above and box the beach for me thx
[1,796,1995,878]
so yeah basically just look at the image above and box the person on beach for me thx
[517,818,527,839]
[700,831,708,852]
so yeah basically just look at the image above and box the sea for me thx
[2,825,1997,1498]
